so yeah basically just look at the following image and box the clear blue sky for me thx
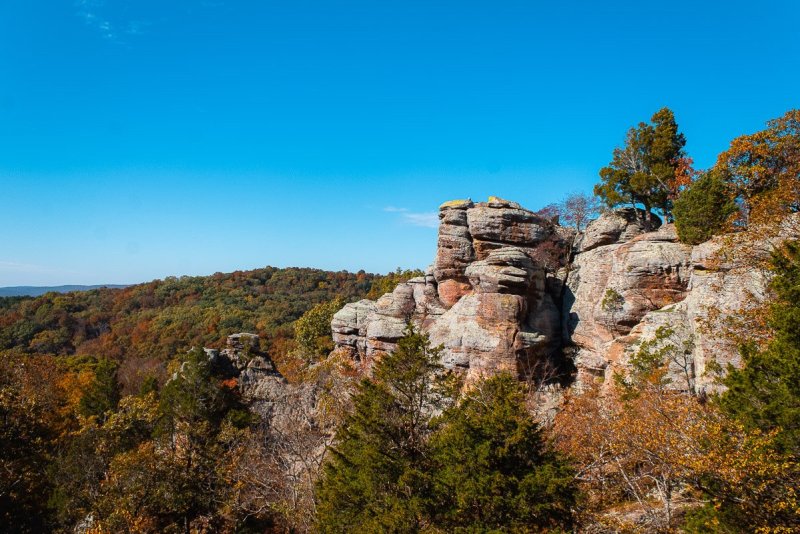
[1,1,798,285]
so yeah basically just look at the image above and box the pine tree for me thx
[153,347,233,532]
[78,357,121,421]
[595,107,689,223]
[429,374,577,532]
[673,170,738,244]
[315,325,448,533]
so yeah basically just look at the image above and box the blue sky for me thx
[1,1,798,285]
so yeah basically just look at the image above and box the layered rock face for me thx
[332,197,773,394]
[333,197,571,383]
[565,216,695,387]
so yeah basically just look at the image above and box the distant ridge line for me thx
[0,285,129,297]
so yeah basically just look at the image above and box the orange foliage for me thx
[552,373,799,532]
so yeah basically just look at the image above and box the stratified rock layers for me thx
[332,197,771,393]
[333,198,570,383]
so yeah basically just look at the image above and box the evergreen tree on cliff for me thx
[673,169,738,244]
[429,374,577,532]
[595,107,690,223]
[316,328,577,533]
[315,326,448,533]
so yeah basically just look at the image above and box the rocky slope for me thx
[331,197,772,396]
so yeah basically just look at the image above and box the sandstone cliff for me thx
[331,197,773,396]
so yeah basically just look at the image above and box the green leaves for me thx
[595,107,689,222]
[316,327,576,533]
[673,170,738,244]
[429,374,576,533]
[316,325,446,533]
[720,241,800,455]
[294,297,344,361]
[78,357,121,421]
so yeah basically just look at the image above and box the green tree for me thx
[315,325,449,533]
[595,107,689,223]
[366,268,425,300]
[78,357,121,421]
[673,170,738,244]
[150,347,243,532]
[294,296,344,361]
[429,374,577,532]
[719,240,800,455]
[696,240,800,532]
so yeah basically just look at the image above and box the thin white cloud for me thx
[76,0,117,40]
[76,0,151,42]
[401,212,438,228]
[383,206,437,228]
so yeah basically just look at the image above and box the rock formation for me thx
[331,197,775,395]
[333,197,572,384]
[205,333,289,417]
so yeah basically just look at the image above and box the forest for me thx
[1,109,799,533]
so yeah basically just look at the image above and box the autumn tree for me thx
[0,353,67,532]
[554,311,800,533]
[713,109,800,228]
[50,392,160,530]
[595,107,692,223]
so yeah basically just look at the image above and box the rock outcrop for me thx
[332,197,571,383]
[565,220,695,387]
[205,333,287,417]
[331,197,777,395]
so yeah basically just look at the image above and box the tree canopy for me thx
[595,107,691,222]
[316,327,576,533]
[673,170,739,245]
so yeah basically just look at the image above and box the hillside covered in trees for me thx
[2,109,799,533]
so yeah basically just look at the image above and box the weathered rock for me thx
[466,203,553,258]
[335,197,569,382]
[565,222,693,386]
[577,208,660,253]
[331,197,785,401]
[603,232,773,395]
[433,199,475,289]
[331,299,377,358]
[465,247,537,295]
[200,333,287,418]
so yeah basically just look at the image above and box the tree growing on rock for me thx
[595,107,692,223]
[560,191,603,231]
[673,170,738,245]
